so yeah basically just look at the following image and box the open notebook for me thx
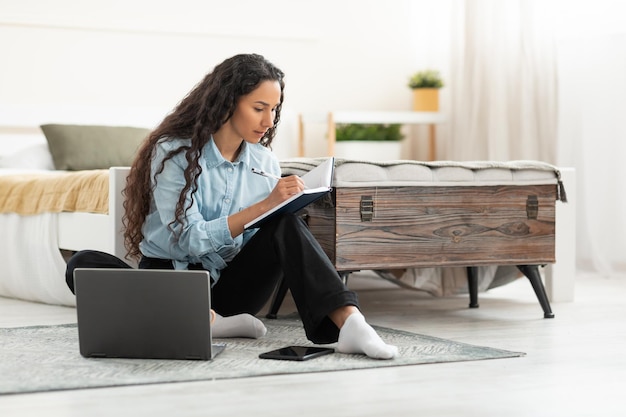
[244,157,334,229]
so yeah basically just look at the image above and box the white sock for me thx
[337,313,398,359]
[211,313,267,339]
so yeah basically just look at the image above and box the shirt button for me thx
[227,167,233,172]
[224,198,231,204]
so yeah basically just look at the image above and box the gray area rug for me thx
[0,317,524,395]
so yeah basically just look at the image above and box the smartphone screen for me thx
[259,346,334,361]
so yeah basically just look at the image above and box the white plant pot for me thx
[334,141,402,161]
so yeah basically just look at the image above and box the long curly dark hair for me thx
[122,53,285,260]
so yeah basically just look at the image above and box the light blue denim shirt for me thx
[139,137,280,283]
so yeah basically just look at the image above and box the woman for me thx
[70,54,397,359]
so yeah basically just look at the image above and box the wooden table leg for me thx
[428,124,436,161]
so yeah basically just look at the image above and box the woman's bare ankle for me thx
[328,305,360,329]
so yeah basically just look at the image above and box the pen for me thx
[251,167,282,181]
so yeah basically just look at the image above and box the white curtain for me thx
[447,0,558,163]
[445,0,626,273]
[557,33,626,274]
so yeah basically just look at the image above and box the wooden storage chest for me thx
[304,183,557,272]
[277,158,567,318]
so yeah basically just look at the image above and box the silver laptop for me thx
[74,268,225,360]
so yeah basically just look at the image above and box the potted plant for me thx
[408,69,443,112]
[334,123,404,160]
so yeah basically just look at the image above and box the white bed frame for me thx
[56,167,129,261]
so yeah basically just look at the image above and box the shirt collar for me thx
[204,138,252,169]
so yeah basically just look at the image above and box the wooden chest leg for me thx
[467,266,480,308]
[517,265,555,319]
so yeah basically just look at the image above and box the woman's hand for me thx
[226,175,305,238]
[265,175,306,207]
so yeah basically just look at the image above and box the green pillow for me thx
[40,124,151,170]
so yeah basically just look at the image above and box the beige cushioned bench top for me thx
[280,158,567,202]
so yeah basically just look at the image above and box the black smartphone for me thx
[258,346,334,361]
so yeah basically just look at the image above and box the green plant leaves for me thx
[335,124,404,141]
[408,69,443,89]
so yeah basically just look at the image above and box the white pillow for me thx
[0,142,55,170]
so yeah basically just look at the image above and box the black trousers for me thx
[65,213,359,344]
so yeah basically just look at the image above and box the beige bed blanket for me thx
[0,170,109,215]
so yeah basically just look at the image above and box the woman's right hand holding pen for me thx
[251,168,305,207]
[266,175,306,207]
[227,174,305,238]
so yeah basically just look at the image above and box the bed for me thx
[0,106,160,306]
[0,167,129,306]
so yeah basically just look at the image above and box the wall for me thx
[0,0,440,159]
